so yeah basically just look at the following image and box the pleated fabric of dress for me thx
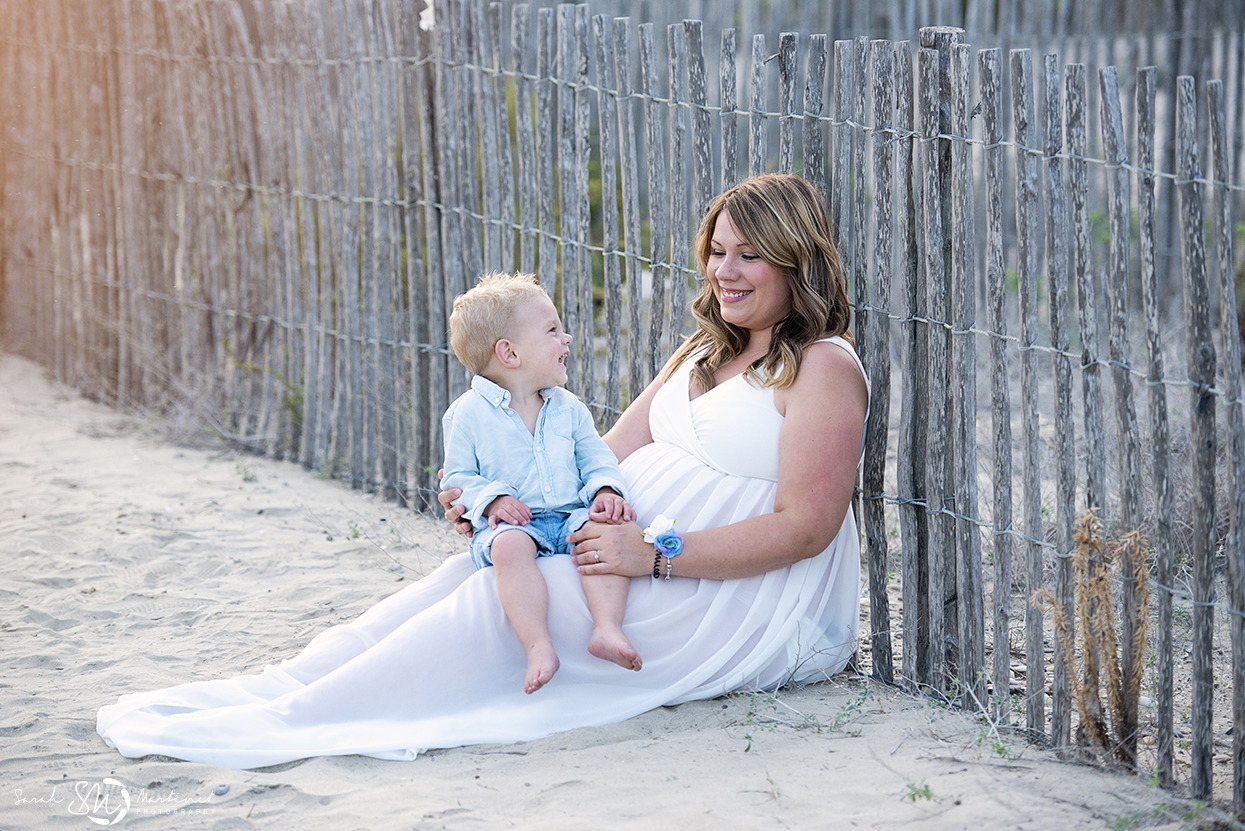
[97,337,865,769]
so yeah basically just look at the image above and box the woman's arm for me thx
[569,341,867,580]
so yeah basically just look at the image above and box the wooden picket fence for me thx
[2,0,1244,811]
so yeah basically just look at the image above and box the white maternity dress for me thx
[97,337,866,769]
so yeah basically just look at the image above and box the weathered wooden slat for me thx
[341,0,370,487]
[921,27,961,665]
[1011,47,1044,737]
[802,34,827,195]
[639,22,669,384]
[535,8,557,301]
[778,31,798,174]
[613,17,644,401]
[478,0,503,273]
[719,28,738,192]
[489,2,514,275]
[894,39,929,690]
[593,13,621,430]
[864,37,894,685]
[832,41,853,290]
[1099,63,1143,765]
[852,36,869,335]
[392,0,426,503]
[749,33,767,176]
[919,44,948,694]
[574,5,593,399]
[1042,51,1074,750]
[1177,73,1216,804]
[304,0,343,476]
[665,22,687,363]
[513,5,538,274]
[1210,77,1245,813]
[685,19,712,220]
[950,41,983,708]
[1066,58,1112,748]
[1135,62,1174,791]
[980,46,1013,723]
[557,4,581,392]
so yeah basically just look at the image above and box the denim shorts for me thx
[468,508,589,569]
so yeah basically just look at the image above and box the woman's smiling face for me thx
[705,210,793,337]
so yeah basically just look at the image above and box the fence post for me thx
[864,38,894,685]
[1011,47,1045,738]
[1177,73,1217,804]
[918,41,950,695]
[920,25,962,695]
[749,34,767,176]
[535,8,556,302]
[802,35,827,195]
[1043,52,1075,750]
[980,46,1014,724]
[593,13,621,430]
[778,32,798,174]
[556,4,581,392]
[686,19,713,221]
[1100,65,1144,765]
[1210,77,1245,814]
[666,23,689,354]
[950,40,984,708]
[833,40,853,266]
[719,28,738,192]
[1135,62,1175,790]
[612,18,643,401]
[639,23,669,379]
[894,39,930,691]
[512,5,538,274]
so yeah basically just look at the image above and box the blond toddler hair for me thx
[449,272,549,375]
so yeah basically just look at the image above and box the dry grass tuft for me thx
[1034,509,1150,767]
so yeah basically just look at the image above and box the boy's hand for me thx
[484,495,532,529]
[589,488,636,524]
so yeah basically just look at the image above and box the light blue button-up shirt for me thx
[442,376,627,531]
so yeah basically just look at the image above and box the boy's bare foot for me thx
[588,627,643,672]
[524,640,560,694]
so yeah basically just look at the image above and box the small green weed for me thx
[903,780,933,802]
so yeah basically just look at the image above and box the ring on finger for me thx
[595,553,601,562]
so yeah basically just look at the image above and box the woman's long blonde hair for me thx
[664,174,851,393]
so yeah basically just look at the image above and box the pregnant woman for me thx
[97,173,869,769]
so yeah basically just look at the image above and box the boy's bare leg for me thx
[491,531,560,693]
[582,574,642,671]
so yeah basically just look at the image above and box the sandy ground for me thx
[0,351,1207,830]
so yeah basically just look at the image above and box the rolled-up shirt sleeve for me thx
[570,400,628,508]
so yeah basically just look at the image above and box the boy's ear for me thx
[494,338,520,368]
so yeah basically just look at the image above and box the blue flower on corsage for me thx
[643,515,683,557]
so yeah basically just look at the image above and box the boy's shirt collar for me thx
[470,375,554,408]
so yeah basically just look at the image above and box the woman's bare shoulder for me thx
[774,338,866,414]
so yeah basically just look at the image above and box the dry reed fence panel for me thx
[5,0,1245,811]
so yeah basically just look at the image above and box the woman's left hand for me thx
[568,520,652,577]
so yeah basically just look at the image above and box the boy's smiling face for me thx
[506,296,572,390]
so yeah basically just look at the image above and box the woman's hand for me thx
[568,520,652,578]
[436,470,473,538]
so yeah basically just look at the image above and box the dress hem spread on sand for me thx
[96,337,866,769]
